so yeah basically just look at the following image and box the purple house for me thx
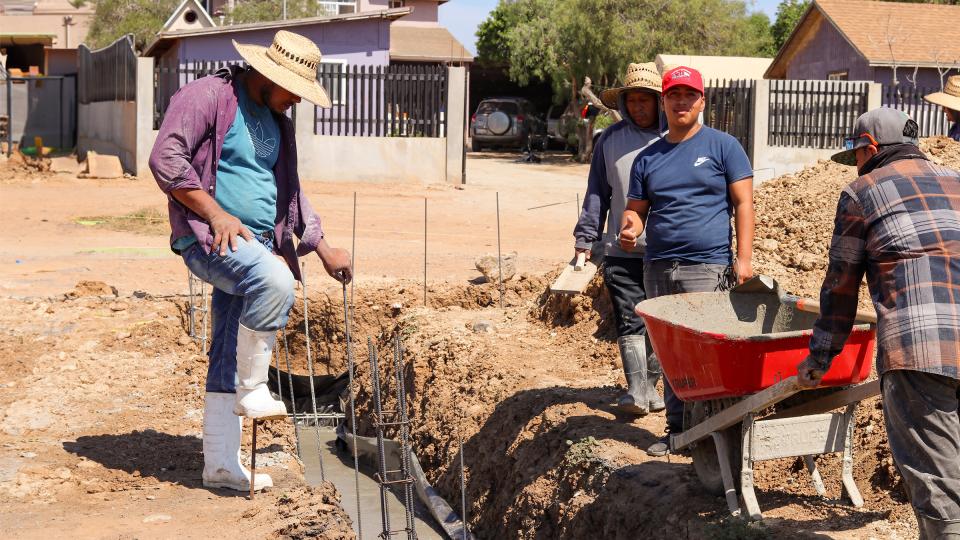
[765,0,960,90]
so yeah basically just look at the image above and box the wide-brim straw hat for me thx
[600,62,662,109]
[233,30,331,108]
[924,75,960,111]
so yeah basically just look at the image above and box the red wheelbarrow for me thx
[634,275,880,520]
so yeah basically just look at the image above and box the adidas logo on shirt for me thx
[694,156,710,167]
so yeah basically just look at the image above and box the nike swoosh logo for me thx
[694,157,709,167]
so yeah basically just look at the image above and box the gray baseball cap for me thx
[831,107,920,166]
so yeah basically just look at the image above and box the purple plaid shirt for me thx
[149,67,323,281]
[809,157,960,379]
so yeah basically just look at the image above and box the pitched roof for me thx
[144,7,411,57]
[766,0,960,78]
[390,24,472,63]
[655,55,771,81]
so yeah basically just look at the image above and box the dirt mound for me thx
[754,136,960,300]
[282,276,551,376]
[65,280,119,298]
[920,136,960,168]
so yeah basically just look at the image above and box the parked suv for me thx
[470,97,545,152]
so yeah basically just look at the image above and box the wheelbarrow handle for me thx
[793,297,878,324]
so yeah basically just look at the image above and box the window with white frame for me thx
[318,1,357,16]
[827,70,849,81]
[389,0,405,8]
[317,59,348,105]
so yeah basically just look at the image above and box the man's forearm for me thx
[172,188,226,222]
[734,201,754,263]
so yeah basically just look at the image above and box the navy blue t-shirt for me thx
[627,126,753,264]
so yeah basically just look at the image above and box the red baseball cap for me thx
[662,66,704,94]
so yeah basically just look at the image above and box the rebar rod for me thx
[343,282,363,540]
[496,192,504,309]
[281,329,302,459]
[576,192,580,221]
[201,280,209,354]
[301,262,326,481]
[460,432,468,540]
[351,191,357,309]
[369,338,392,537]
[394,335,417,539]
[187,269,196,338]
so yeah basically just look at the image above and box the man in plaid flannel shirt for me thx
[797,108,960,539]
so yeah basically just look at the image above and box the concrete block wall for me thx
[750,79,883,184]
[135,63,467,184]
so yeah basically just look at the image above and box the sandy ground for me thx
[0,151,588,299]
[0,145,938,539]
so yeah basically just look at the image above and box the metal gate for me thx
[2,68,77,157]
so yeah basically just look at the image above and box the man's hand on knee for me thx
[209,210,254,256]
[316,240,352,284]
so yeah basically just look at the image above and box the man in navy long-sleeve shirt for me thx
[574,62,664,415]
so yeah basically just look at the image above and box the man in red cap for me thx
[619,66,755,456]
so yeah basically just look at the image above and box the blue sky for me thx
[439,0,784,56]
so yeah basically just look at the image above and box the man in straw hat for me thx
[620,65,755,457]
[149,30,351,493]
[924,75,960,141]
[574,62,665,416]
[797,107,960,539]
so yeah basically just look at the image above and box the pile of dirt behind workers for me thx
[754,136,960,300]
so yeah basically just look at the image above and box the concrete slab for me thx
[82,151,123,179]
[298,427,445,540]
[50,156,81,175]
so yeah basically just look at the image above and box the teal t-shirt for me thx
[172,84,281,251]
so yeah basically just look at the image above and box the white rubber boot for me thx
[233,324,287,419]
[202,392,273,491]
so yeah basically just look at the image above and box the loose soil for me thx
[5,141,956,538]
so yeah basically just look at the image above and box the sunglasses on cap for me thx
[843,132,879,151]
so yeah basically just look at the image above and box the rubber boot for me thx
[647,351,666,412]
[616,335,649,416]
[202,392,273,491]
[233,324,287,419]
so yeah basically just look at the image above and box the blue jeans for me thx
[182,234,296,393]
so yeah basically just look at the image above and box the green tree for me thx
[496,0,771,103]
[770,0,809,53]
[86,0,179,51]
[745,12,775,57]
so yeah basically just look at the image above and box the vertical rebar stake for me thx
[342,282,363,540]
[423,197,428,307]
[576,192,580,221]
[369,338,391,536]
[496,192,504,309]
[281,329,302,459]
[301,262,326,481]
[460,431,468,540]
[394,335,417,539]
[351,191,357,309]
[201,280,209,354]
[187,270,196,338]
[250,419,258,500]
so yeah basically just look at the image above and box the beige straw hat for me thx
[233,30,331,108]
[600,62,662,109]
[924,75,960,111]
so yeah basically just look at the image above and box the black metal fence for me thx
[78,34,137,104]
[153,59,238,129]
[704,79,755,158]
[154,61,448,137]
[882,84,950,137]
[768,80,869,148]
[315,64,447,137]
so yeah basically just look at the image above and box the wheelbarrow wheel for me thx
[686,400,743,497]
